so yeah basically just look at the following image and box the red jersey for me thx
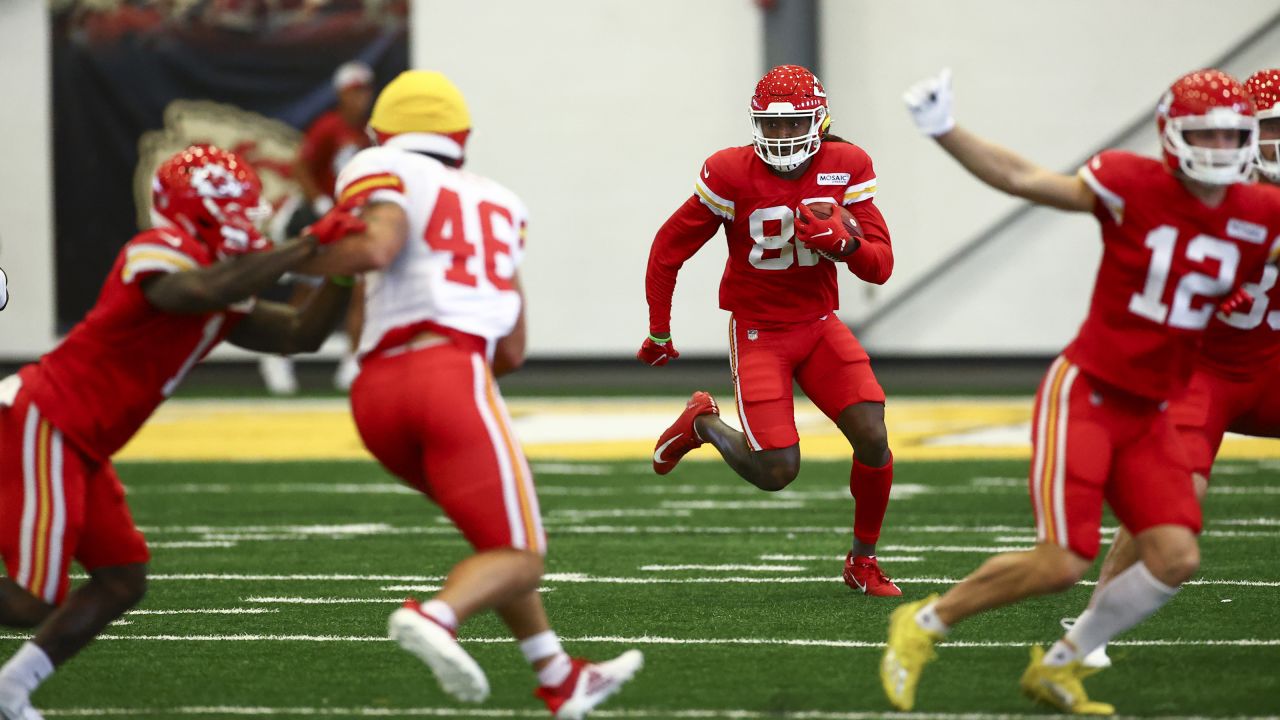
[645,142,892,333]
[17,228,248,460]
[299,110,371,198]
[1072,150,1280,400]
[1200,177,1280,380]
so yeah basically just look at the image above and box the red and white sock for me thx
[520,630,572,687]
[419,599,458,633]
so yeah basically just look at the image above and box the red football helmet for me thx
[1156,69,1257,185]
[749,65,831,172]
[151,144,271,258]
[1245,68,1280,182]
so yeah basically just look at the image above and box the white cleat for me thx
[536,650,644,719]
[0,697,44,720]
[259,355,298,396]
[388,600,489,703]
[333,354,360,392]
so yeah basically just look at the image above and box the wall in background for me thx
[3,1,1279,360]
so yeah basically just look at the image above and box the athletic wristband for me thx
[329,275,356,287]
[647,333,671,344]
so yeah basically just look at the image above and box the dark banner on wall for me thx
[51,1,409,330]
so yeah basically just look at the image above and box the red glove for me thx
[1217,285,1255,318]
[305,208,367,246]
[794,203,858,259]
[637,334,680,366]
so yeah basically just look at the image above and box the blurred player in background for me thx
[298,70,643,719]
[1068,67,1280,671]
[639,65,901,597]
[0,145,362,719]
[882,69,1280,715]
[260,60,374,395]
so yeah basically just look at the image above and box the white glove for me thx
[311,195,335,216]
[0,266,8,311]
[903,68,955,137]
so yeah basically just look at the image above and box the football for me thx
[804,202,863,239]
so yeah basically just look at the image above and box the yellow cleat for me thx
[1019,645,1115,715]
[880,594,943,710]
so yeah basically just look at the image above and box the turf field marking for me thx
[126,609,279,616]
[638,564,809,572]
[35,707,1272,719]
[659,500,808,510]
[7,633,1278,649]
[242,597,432,604]
[547,509,694,519]
[148,541,239,549]
[528,462,618,475]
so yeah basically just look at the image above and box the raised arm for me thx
[904,69,1095,213]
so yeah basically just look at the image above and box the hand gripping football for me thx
[799,202,863,261]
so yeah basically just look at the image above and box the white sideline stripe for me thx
[126,609,279,616]
[760,547,1031,559]
[753,555,922,563]
[639,564,808,572]
[35,708,1265,720]
[6,633,1277,649]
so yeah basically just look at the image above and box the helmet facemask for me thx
[1161,108,1258,186]
[1255,112,1280,182]
[751,105,827,172]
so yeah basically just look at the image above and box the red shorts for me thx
[1167,367,1280,478]
[1029,356,1202,560]
[729,314,885,451]
[0,385,150,605]
[350,338,546,554]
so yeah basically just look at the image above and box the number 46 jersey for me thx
[336,145,529,357]
[1071,150,1280,400]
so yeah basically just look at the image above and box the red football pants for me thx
[1167,366,1280,478]
[729,314,885,451]
[0,385,150,605]
[1029,356,1201,560]
[351,341,546,554]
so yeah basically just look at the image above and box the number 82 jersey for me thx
[1070,149,1280,399]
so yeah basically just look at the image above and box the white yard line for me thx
[6,633,1276,649]
[36,707,1267,719]
[638,564,809,572]
[126,609,279,616]
[242,597,423,605]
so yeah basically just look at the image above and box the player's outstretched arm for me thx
[639,196,720,366]
[295,203,409,276]
[903,69,1094,213]
[227,280,353,355]
[143,236,321,314]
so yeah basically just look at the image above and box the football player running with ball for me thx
[882,69,1280,715]
[1068,68,1280,671]
[0,145,363,719]
[296,71,642,719]
[640,65,902,597]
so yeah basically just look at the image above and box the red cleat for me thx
[535,650,644,719]
[843,553,902,597]
[652,391,719,475]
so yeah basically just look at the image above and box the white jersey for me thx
[335,144,528,357]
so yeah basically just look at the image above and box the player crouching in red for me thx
[0,145,363,718]
[639,65,901,597]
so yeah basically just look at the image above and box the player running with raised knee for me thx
[640,65,901,596]
[0,145,361,719]
[1067,67,1280,671]
[297,70,642,719]
[882,68,1280,715]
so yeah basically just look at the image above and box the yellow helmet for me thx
[369,70,470,136]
